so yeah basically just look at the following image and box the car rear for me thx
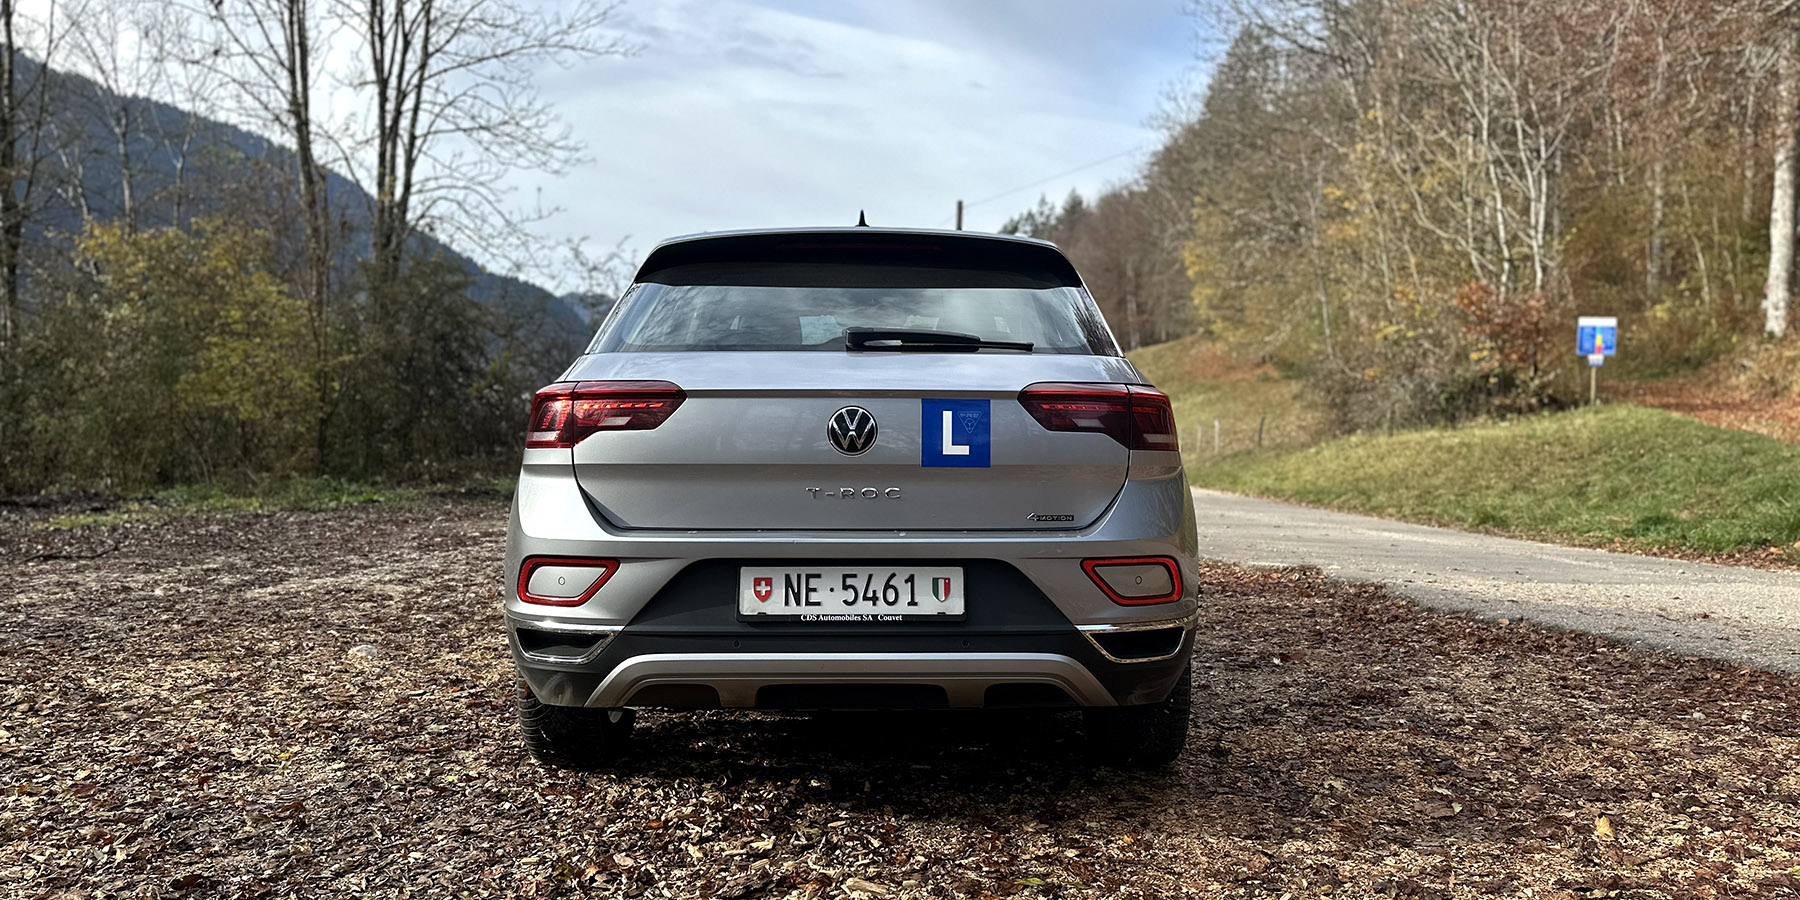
[503,228,1198,767]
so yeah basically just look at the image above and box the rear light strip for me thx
[1017,383,1178,451]
[526,380,686,449]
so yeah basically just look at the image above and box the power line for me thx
[938,144,1149,227]
[963,145,1148,210]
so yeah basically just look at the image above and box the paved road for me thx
[1192,488,1800,675]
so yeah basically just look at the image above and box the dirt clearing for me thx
[3,501,1798,899]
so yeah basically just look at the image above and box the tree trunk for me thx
[276,0,334,469]
[285,1,330,324]
[365,0,423,296]
[1648,157,1666,302]
[171,138,189,228]
[115,110,135,234]
[1744,51,1763,225]
[0,0,18,358]
[1766,28,1799,339]
[1646,31,1669,304]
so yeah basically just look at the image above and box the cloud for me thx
[506,0,1195,291]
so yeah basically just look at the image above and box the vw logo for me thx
[827,406,878,456]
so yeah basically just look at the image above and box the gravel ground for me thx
[1192,489,1800,676]
[3,500,1800,899]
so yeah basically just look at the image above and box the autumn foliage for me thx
[0,221,570,493]
[1024,0,1792,431]
[1454,283,1562,411]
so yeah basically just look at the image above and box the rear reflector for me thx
[1082,557,1183,605]
[527,380,685,448]
[518,557,618,606]
[1018,383,1178,451]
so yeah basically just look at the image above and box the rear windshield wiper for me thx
[844,327,1034,353]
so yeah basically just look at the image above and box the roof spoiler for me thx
[634,230,1083,289]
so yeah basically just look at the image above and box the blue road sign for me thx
[1577,316,1618,357]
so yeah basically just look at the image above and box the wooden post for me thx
[1213,419,1221,454]
[1257,415,1265,448]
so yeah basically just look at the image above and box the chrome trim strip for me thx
[1073,609,1200,634]
[506,614,623,635]
[506,615,621,666]
[584,652,1117,709]
[1075,610,1198,664]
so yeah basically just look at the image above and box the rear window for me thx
[591,265,1119,356]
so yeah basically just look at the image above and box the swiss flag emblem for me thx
[752,577,773,602]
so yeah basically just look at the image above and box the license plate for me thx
[738,566,964,619]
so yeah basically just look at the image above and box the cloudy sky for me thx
[509,0,1205,291]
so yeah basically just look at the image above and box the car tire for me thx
[516,680,634,769]
[1084,662,1191,768]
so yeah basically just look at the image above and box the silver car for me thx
[504,227,1198,768]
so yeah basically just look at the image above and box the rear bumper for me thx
[504,462,1200,710]
[505,461,1201,629]
[509,608,1196,710]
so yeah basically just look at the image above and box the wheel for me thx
[516,679,634,769]
[1083,663,1191,768]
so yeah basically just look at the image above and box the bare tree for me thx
[183,0,338,467]
[563,234,636,328]
[190,0,334,322]
[140,9,224,229]
[58,0,178,232]
[57,0,225,231]
[334,0,633,290]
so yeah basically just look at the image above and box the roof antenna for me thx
[855,210,869,227]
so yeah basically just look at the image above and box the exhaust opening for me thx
[1086,626,1185,663]
[514,628,612,664]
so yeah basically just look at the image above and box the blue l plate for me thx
[921,399,990,468]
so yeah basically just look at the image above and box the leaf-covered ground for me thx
[1619,340,1800,449]
[2,500,1798,899]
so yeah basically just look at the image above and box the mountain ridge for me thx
[20,53,589,335]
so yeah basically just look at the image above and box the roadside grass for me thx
[1130,333,1800,559]
[1195,404,1800,557]
[25,475,514,531]
[1126,334,1326,469]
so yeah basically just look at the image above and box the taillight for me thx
[1127,386,1178,451]
[526,380,685,448]
[1018,383,1178,451]
[1082,556,1183,605]
[518,557,618,606]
